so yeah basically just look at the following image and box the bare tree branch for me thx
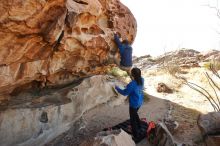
[184,82,218,111]
[210,64,220,79]
[204,2,220,19]
[188,81,219,110]
[205,70,220,92]
[205,72,220,109]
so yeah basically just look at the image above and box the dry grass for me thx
[143,68,185,91]
[143,66,220,113]
[183,66,220,111]
[164,64,181,76]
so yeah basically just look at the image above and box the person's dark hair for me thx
[131,67,143,86]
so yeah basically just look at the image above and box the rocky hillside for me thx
[133,49,220,145]
[0,0,136,95]
[134,49,220,69]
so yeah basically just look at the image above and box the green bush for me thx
[203,63,210,70]
[107,67,128,77]
[143,92,150,102]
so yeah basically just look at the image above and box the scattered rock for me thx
[93,129,135,146]
[164,102,179,134]
[153,122,191,146]
[164,119,179,134]
[154,122,176,146]
[157,83,173,93]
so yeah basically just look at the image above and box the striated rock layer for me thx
[0,0,136,95]
[0,75,126,146]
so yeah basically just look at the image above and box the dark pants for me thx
[129,107,141,137]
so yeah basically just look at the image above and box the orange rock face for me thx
[0,0,136,94]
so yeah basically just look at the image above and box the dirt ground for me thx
[45,68,217,146]
[45,94,168,146]
[45,94,205,146]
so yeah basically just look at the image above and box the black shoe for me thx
[132,133,143,143]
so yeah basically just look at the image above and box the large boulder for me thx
[0,75,126,146]
[197,112,220,146]
[0,0,136,96]
[67,75,127,117]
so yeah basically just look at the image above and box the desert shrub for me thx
[214,61,220,70]
[162,62,181,77]
[166,65,181,76]
[148,58,156,62]
[161,53,181,77]
[203,60,220,71]
[203,62,211,69]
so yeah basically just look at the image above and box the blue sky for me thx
[121,0,220,56]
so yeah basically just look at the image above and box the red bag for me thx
[146,121,157,144]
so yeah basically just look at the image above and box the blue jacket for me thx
[115,78,144,108]
[114,34,132,67]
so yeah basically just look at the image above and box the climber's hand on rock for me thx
[115,86,120,91]
[114,33,118,38]
[114,32,121,38]
[112,86,119,95]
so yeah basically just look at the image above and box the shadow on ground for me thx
[45,94,205,146]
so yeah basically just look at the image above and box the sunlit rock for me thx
[93,129,135,146]
[0,0,136,96]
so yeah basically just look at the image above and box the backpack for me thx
[147,121,157,145]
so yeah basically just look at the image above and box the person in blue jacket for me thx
[114,33,132,71]
[115,67,144,138]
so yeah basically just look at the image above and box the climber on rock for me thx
[115,67,144,139]
[114,33,133,73]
